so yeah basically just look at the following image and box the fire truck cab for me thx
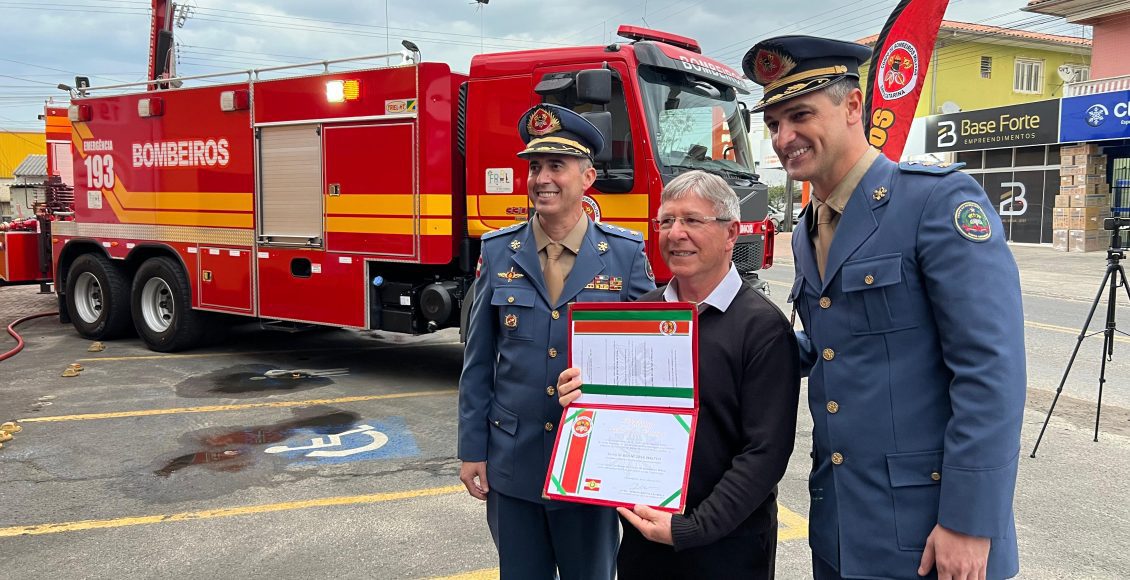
[51,26,771,352]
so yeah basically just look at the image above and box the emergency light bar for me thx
[138,97,165,118]
[326,79,361,103]
[68,104,92,122]
[616,25,701,54]
[220,89,250,111]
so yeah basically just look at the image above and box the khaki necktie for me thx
[814,203,837,280]
[545,242,565,304]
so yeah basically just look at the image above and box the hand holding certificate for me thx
[544,302,698,513]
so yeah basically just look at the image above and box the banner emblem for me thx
[878,40,919,101]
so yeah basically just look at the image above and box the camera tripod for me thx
[1031,225,1130,457]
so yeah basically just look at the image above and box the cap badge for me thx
[527,107,561,137]
[754,48,796,84]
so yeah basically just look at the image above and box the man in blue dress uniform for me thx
[746,36,1027,579]
[458,103,655,579]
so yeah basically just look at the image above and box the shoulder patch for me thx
[899,161,965,176]
[953,201,991,242]
[481,221,528,241]
[596,221,643,241]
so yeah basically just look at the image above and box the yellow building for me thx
[858,20,1091,117]
[1,132,45,177]
[1,131,47,218]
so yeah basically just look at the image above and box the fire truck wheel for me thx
[65,253,133,340]
[131,256,205,352]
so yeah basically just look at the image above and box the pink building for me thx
[1025,0,1130,90]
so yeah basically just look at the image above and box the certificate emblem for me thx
[572,416,593,438]
[583,478,601,492]
[659,320,677,336]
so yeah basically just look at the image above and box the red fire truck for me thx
[49,9,772,352]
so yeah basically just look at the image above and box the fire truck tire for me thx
[65,253,133,340]
[130,257,205,352]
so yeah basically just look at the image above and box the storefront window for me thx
[1015,146,1045,167]
[956,150,983,169]
[985,148,1013,169]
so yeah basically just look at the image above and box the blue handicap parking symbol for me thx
[263,417,420,464]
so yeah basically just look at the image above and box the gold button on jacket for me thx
[823,348,835,361]
[546,386,556,396]
[551,310,560,320]
[864,274,875,285]
[819,297,832,309]
[931,471,941,481]
[544,422,554,432]
[548,347,558,358]
[826,401,839,414]
[831,452,844,465]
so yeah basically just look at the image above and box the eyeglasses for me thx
[651,215,731,232]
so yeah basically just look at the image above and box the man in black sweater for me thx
[558,170,801,579]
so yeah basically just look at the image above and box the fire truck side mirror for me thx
[576,69,611,105]
[738,102,751,132]
[581,111,613,164]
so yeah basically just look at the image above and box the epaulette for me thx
[481,221,528,241]
[899,160,965,175]
[596,221,643,241]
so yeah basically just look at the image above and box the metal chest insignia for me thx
[504,314,518,329]
[498,267,525,282]
[953,201,991,242]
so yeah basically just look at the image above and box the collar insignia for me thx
[510,239,521,251]
[597,241,609,253]
[873,186,888,201]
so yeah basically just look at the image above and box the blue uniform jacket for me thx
[458,217,654,503]
[789,156,1026,579]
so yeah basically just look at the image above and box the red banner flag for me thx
[864,0,951,160]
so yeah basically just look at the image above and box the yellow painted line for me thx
[432,570,499,580]
[0,485,465,538]
[75,340,461,362]
[777,503,809,541]
[430,503,807,578]
[18,389,455,423]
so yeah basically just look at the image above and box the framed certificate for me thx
[543,302,698,513]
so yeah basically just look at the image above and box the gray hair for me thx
[577,157,594,171]
[824,77,861,105]
[660,170,740,221]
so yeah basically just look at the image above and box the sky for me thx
[0,0,1089,139]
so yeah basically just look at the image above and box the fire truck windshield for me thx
[638,65,756,182]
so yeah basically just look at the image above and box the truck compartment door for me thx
[258,125,323,246]
[323,123,417,258]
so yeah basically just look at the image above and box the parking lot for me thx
[2,239,1129,578]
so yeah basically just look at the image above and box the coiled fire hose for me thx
[1,311,58,362]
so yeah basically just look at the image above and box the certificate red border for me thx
[542,301,699,513]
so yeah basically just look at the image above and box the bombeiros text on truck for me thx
[31,1,773,352]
